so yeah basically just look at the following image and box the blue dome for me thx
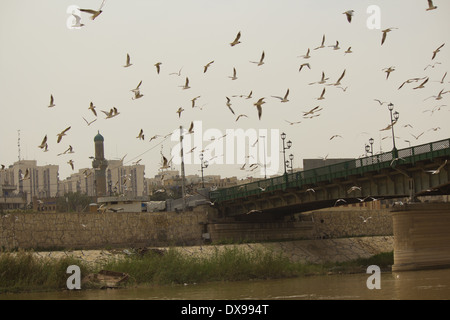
[94,131,104,142]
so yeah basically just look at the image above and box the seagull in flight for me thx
[329,40,340,50]
[253,98,266,120]
[425,160,447,174]
[136,129,144,140]
[314,34,326,50]
[343,10,354,23]
[56,127,71,143]
[131,80,142,93]
[203,61,214,73]
[88,102,97,116]
[432,43,445,60]
[360,216,372,223]
[80,0,106,20]
[271,89,290,102]
[71,13,84,28]
[123,53,132,67]
[426,0,438,11]
[48,94,55,108]
[317,87,326,100]
[298,48,311,59]
[383,66,395,80]
[154,62,162,74]
[67,160,75,170]
[250,51,265,66]
[413,77,429,89]
[180,77,190,89]
[230,31,241,46]
[38,135,47,149]
[381,28,397,46]
[327,69,346,86]
[285,120,301,125]
[82,117,97,126]
[169,67,183,76]
[229,67,238,80]
[299,63,310,72]
[226,97,235,115]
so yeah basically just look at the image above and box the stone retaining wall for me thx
[0,209,209,250]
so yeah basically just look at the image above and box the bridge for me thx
[209,138,450,218]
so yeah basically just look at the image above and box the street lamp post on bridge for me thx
[388,103,399,158]
[199,153,209,188]
[281,132,292,175]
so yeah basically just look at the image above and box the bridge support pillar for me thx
[392,202,450,272]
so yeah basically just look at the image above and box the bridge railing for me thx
[210,138,450,202]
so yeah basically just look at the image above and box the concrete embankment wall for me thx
[0,209,210,250]
[1,205,393,251]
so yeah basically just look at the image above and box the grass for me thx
[0,248,394,293]
[0,250,90,293]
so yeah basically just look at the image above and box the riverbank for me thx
[0,236,394,294]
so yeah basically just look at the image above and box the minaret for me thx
[92,131,108,198]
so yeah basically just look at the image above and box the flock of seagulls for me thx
[11,0,446,189]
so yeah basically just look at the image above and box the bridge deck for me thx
[210,138,450,203]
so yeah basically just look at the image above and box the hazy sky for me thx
[0,0,449,181]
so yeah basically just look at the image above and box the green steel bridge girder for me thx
[209,138,450,216]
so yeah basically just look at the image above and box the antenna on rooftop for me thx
[17,130,21,161]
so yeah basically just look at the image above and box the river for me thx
[1,268,449,300]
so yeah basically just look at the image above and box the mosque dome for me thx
[94,131,104,142]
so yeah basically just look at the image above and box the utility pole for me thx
[179,126,186,212]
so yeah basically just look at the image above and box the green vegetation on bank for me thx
[0,248,394,294]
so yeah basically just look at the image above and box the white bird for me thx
[38,135,47,149]
[299,63,311,72]
[132,90,144,100]
[82,116,97,126]
[136,129,144,140]
[381,28,397,46]
[383,66,395,80]
[123,53,132,67]
[56,127,71,143]
[360,216,372,223]
[131,80,142,93]
[347,186,361,194]
[314,34,326,50]
[229,67,238,80]
[226,97,235,115]
[88,102,97,116]
[271,89,290,102]
[425,160,447,175]
[180,77,190,89]
[48,94,55,108]
[334,199,347,206]
[413,77,429,89]
[298,48,311,59]
[71,13,84,28]
[250,51,265,66]
[169,67,183,76]
[253,98,266,120]
[230,31,241,46]
[21,168,30,181]
[426,0,438,11]
[203,61,214,73]
[327,69,346,86]
[432,43,445,60]
[343,10,354,23]
[149,62,161,75]
[317,87,326,100]
[329,40,340,50]
[246,209,262,215]
[80,0,106,20]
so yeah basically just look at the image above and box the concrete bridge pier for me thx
[392,202,450,272]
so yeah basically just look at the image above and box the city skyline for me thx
[0,0,449,181]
